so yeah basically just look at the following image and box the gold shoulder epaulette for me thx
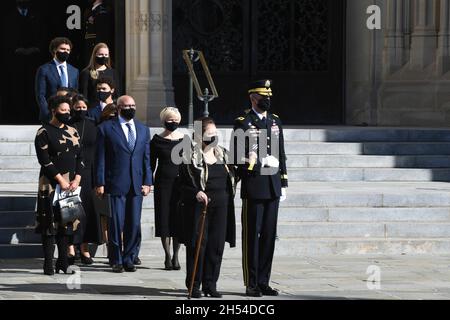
[272,113,279,118]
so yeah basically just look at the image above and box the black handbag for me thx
[56,191,85,225]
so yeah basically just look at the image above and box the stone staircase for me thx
[1,125,450,258]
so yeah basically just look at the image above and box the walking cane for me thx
[188,202,209,299]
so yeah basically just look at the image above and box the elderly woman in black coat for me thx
[178,117,237,299]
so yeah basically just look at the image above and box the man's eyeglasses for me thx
[118,104,136,109]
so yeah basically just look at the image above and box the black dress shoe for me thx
[203,288,222,298]
[43,259,54,276]
[124,263,137,272]
[190,288,202,299]
[246,287,262,297]
[134,257,142,265]
[81,255,94,265]
[259,285,279,296]
[112,265,124,273]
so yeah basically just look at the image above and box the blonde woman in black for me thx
[35,95,84,275]
[150,107,184,270]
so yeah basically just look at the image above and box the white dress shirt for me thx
[119,115,136,143]
[53,59,68,77]
[252,107,266,120]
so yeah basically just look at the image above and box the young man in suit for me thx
[87,77,115,125]
[95,95,152,273]
[35,37,79,123]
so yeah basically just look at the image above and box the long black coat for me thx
[176,144,237,248]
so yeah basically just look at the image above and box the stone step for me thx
[0,226,40,244]
[4,222,450,246]
[287,155,450,168]
[0,243,42,259]
[0,196,36,211]
[4,237,450,259]
[0,142,35,156]
[2,154,450,171]
[3,182,450,211]
[0,211,35,228]
[284,142,450,155]
[136,238,450,256]
[140,207,450,223]
[0,156,38,169]
[288,168,450,182]
[0,169,40,183]
[4,126,450,142]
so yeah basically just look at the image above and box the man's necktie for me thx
[59,65,68,87]
[126,123,136,151]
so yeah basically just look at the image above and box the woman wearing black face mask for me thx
[79,43,120,107]
[34,95,84,275]
[178,117,237,298]
[150,107,186,270]
[69,95,102,265]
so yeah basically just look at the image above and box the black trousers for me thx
[186,202,228,291]
[241,198,279,288]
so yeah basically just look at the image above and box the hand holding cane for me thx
[188,201,209,299]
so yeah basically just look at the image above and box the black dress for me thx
[34,123,84,236]
[150,134,183,238]
[79,67,120,106]
[70,117,102,244]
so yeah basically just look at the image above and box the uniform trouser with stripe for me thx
[186,203,228,291]
[241,198,279,289]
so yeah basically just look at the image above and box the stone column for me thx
[409,0,437,69]
[383,0,406,76]
[125,0,175,126]
[437,0,450,75]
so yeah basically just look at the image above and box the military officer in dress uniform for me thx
[83,0,114,67]
[232,80,288,297]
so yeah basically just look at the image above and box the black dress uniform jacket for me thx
[232,109,288,200]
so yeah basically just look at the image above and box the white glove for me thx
[280,188,287,202]
[261,155,279,168]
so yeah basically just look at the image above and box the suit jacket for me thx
[95,117,152,196]
[232,109,288,200]
[35,60,79,122]
[87,105,102,125]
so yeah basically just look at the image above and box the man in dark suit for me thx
[95,95,152,273]
[232,80,288,297]
[35,37,79,123]
[87,77,115,125]
[2,0,46,124]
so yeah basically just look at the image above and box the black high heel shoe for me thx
[203,288,222,298]
[164,257,173,270]
[55,260,75,274]
[81,255,94,265]
[171,257,181,271]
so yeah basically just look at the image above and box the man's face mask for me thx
[257,97,271,111]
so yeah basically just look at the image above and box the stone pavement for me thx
[1,255,450,300]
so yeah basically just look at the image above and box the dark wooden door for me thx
[172,0,345,125]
